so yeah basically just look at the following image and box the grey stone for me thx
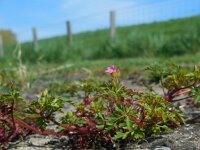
[154,147,171,150]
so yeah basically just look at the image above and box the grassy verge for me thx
[25,52,200,79]
[3,15,200,63]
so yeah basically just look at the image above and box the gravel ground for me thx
[7,123,200,150]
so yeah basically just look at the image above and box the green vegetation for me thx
[1,52,200,87]
[3,15,200,63]
[0,30,17,44]
[1,15,200,94]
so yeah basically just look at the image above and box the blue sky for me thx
[0,0,200,42]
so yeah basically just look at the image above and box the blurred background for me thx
[0,0,200,63]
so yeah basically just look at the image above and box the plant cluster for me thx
[0,64,200,149]
[147,64,200,105]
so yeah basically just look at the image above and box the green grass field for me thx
[3,15,200,64]
[1,52,199,84]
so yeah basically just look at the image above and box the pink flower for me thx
[105,65,117,74]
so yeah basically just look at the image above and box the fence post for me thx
[66,21,73,47]
[110,10,116,40]
[0,35,4,57]
[32,27,38,51]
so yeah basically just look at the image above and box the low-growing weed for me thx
[0,64,200,149]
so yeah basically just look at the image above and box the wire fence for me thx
[3,0,200,46]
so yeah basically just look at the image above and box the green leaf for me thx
[116,104,124,113]
[162,113,167,123]
[160,125,170,130]
[185,73,194,77]
[122,132,130,139]
[114,132,124,139]
[96,125,104,129]
[125,116,132,130]
[113,132,126,140]
[195,96,200,104]
[194,65,199,72]
[133,133,144,139]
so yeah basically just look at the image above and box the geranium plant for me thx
[0,64,199,149]
[147,64,200,104]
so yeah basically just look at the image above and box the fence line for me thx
[110,11,116,40]
[66,21,73,47]
[31,10,117,48]
[0,35,4,57]
[8,0,199,47]
[32,27,38,51]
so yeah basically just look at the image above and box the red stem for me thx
[14,117,65,136]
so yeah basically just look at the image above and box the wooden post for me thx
[66,21,73,47]
[32,27,38,51]
[110,10,116,40]
[0,35,4,57]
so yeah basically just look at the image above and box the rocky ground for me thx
[7,123,200,150]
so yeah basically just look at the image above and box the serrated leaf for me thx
[162,113,167,123]
[194,65,199,72]
[96,125,104,129]
[133,133,144,139]
[185,73,194,77]
[116,104,124,112]
[125,116,132,130]
[194,96,200,104]
[122,132,130,139]
[113,132,125,140]
[113,132,130,140]
[160,125,170,130]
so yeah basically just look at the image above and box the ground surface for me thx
[7,123,200,150]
